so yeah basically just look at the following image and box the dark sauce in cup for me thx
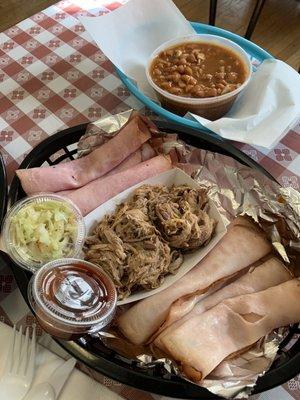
[29,259,117,340]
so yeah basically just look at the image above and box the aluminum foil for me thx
[78,111,300,398]
[77,109,133,157]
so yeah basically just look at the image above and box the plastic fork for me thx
[0,325,36,400]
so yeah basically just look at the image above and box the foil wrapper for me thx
[77,110,133,157]
[78,111,300,399]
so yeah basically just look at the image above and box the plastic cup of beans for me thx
[146,34,252,120]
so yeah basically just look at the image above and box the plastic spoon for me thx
[23,358,76,400]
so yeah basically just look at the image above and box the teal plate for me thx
[116,22,273,140]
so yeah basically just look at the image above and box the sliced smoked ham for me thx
[57,143,156,197]
[16,115,151,194]
[117,217,272,344]
[155,256,291,339]
[64,155,172,216]
[104,143,155,177]
[153,279,300,382]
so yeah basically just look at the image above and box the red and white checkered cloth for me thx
[0,1,299,399]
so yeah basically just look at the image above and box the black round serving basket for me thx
[0,121,299,399]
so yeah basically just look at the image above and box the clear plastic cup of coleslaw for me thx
[2,194,86,272]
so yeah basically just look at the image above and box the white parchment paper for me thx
[80,0,300,148]
[190,59,300,148]
[79,0,195,95]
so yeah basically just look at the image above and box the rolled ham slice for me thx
[65,155,172,216]
[105,143,155,177]
[16,115,151,194]
[155,256,291,338]
[117,217,272,344]
[153,279,300,382]
[57,143,156,197]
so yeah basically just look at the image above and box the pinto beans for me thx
[150,41,247,98]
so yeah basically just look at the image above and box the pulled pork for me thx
[84,184,215,299]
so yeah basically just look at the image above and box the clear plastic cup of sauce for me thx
[28,258,117,340]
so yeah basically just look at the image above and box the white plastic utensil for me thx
[0,325,36,400]
[23,358,76,400]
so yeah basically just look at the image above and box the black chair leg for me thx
[209,0,218,25]
[244,0,267,39]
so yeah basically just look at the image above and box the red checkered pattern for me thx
[0,1,299,399]
[0,0,145,182]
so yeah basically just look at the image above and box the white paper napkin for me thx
[80,0,300,148]
[0,322,122,400]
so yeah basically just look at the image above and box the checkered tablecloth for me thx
[0,1,299,399]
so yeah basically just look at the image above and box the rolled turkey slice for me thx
[57,143,156,196]
[155,256,291,339]
[16,115,151,194]
[117,217,272,344]
[64,155,172,216]
[153,279,300,382]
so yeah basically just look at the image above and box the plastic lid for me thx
[31,258,117,330]
[2,194,85,272]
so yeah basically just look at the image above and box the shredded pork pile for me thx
[84,184,215,299]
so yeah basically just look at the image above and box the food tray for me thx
[116,22,273,139]
[84,168,227,305]
[0,121,299,399]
